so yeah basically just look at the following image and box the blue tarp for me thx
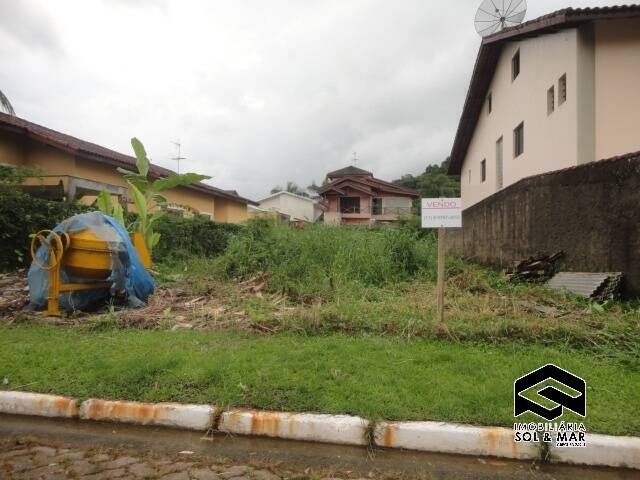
[28,211,155,312]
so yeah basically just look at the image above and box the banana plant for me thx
[96,190,125,226]
[98,138,210,252]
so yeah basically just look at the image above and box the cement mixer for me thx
[28,212,154,315]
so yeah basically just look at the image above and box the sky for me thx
[0,0,617,200]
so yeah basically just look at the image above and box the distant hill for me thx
[393,157,460,199]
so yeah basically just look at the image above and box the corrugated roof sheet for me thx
[547,272,623,298]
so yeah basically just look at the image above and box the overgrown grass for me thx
[3,220,638,436]
[213,218,439,301]
[155,252,640,356]
[1,324,638,436]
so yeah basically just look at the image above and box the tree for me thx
[270,181,310,197]
[0,89,15,116]
[393,157,460,199]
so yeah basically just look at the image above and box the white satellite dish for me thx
[475,0,527,37]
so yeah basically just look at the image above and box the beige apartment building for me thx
[448,6,640,208]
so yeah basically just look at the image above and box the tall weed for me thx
[215,219,437,301]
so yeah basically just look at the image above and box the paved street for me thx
[1,415,638,480]
[1,439,305,480]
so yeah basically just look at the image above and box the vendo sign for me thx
[421,198,462,228]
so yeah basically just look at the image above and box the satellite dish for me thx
[475,0,527,37]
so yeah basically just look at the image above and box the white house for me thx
[257,191,324,223]
[448,6,640,208]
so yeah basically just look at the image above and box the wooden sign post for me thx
[436,227,445,324]
[421,198,462,324]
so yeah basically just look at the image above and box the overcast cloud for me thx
[0,0,616,199]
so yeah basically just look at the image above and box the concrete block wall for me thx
[447,152,640,296]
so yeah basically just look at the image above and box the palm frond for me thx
[0,90,16,116]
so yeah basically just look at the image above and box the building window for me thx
[511,49,520,81]
[514,122,524,158]
[480,159,486,183]
[340,196,360,214]
[487,93,492,114]
[547,85,555,115]
[372,197,383,215]
[496,136,503,190]
[559,74,567,105]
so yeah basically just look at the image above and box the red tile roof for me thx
[318,174,419,197]
[327,165,373,179]
[0,112,258,205]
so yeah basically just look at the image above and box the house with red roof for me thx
[0,113,257,222]
[318,165,418,225]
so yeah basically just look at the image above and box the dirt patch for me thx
[0,272,288,333]
[116,285,251,330]
[0,272,29,318]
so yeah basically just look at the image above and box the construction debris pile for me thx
[596,272,625,299]
[117,274,287,332]
[0,273,29,318]
[504,251,564,282]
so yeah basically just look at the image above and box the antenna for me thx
[351,151,358,166]
[171,140,186,174]
[475,0,527,37]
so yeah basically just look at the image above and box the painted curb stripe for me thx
[218,408,370,446]
[0,391,78,418]
[374,421,539,460]
[79,399,218,431]
[1,390,638,470]
[548,433,640,470]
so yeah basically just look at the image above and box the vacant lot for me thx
[1,220,639,435]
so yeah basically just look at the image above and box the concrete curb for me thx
[218,408,370,446]
[1,390,638,470]
[0,391,78,418]
[374,421,539,460]
[79,399,218,431]
[548,432,640,470]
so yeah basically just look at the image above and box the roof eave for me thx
[448,5,640,176]
[258,190,316,204]
[0,114,258,206]
[448,42,502,175]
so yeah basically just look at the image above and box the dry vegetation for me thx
[2,221,638,434]
[3,220,639,357]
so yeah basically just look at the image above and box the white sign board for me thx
[421,198,462,228]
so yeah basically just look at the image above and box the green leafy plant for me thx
[97,138,210,252]
[96,190,125,226]
[587,299,614,315]
[0,165,41,185]
[151,215,243,261]
[0,188,88,270]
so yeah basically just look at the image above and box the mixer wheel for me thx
[30,230,67,271]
